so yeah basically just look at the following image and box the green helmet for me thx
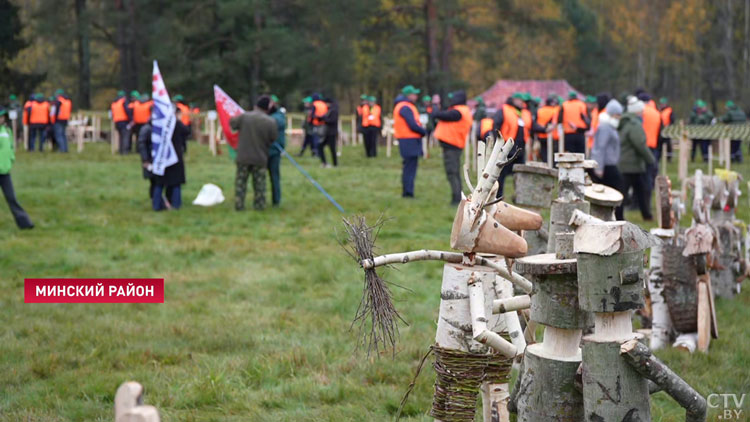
[367,96,376,102]
[117,90,126,97]
[726,100,736,108]
[585,95,596,103]
[401,85,420,95]
[271,94,280,103]
[302,96,312,104]
[173,94,184,102]
[130,90,140,98]
[360,94,368,100]
[422,95,431,102]
[659,97,668,105]
[695,99,706,108]
[568,90,578,99]
[511,92,524,100]
[54,89,64,96]
[8,94,17,101]
[474,96,484,104]
[532,96,542,104]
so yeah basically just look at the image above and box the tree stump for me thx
[512,163,557,209]
[585,184,623,222]
[547,200,590,253]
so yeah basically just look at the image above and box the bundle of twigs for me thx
[341,216,407,357]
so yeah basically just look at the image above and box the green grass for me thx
[0,141,748,421]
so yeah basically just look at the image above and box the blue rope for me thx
[276,145,345,213]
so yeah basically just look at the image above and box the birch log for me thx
[358,250,534,293]
[620,339,707,422]
[649,228,674,350]
[697,277,711,353]
[469,276,517,357]
[492,295,531,314]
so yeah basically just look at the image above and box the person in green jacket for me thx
[617,96,655,221]
[721,100,747,162]
[689,99,714,162]
[268,95,287,207]
[0,107,33,229]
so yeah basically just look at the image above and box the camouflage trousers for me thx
[235,164,266,210]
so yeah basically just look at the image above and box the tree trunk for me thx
[75,0,91,109]
[722,0,737,96]
[515,346,583,422]
[115,0,137,91]
[250,9,262,104]
[424,0,440,93]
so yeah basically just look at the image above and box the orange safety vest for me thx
[176,102,191,126]
[23,101,31,125]
[661,107,673,127]
[312,100,328,126]
[642,104,661,149]
[479,117,494,140]
[561,99,588,134]
[363,104,382,128]
[536,105,559,140]
[57,96,72,121]
[29,101,50,125]
[499,104,520,141]
[111,98,129,123]
[587,108,599,149]
[393,101,423,139]
[434,104,473,149]
[521,108,532,143]
[129,100,153,124]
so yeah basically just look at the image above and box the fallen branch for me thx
[620,339,706,422]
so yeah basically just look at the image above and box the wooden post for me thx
[724,137,731,171]
[10,114,17,149]
[208,117,216,156]
[546,136,553,167]
[350,115,355,147]
[678,120,688,181]
[23,124,28,151]
[558,125,565,153]
[386,130,392,158]
[110,119,117,154]
[648,228,675,350]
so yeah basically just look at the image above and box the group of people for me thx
[4,91,73,152]
[298,94,339,168]
[111,91,197,155]
[689,99,747,163]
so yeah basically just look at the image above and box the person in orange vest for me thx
[534,94,561,163]
[298,96,317,157]
[173,94,191,134]
[27,93,50,151]
[559,91,590,153]
[51,89,72,153]
[309,93,328,157]
[110,90,133,154]
[362,95,381,157]
[658,97,673,162]
[356,94,368,136]
[492,93,526,198]
[433,90,473,205]
[584,95,598,152]
[393,85,426,198]
[45,95,58,151]
[639,93,661,204]
[129,92,153,153]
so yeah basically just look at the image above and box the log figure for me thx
[506,153,594,422]
[584,183,623,222]
[350,137,542,422]
[572,214,706,422]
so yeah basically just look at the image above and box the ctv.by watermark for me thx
[708,393,746,420]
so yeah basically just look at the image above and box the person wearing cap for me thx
[721,100,747,162]
[310,94,328,157]
[433,90,473,205]
[492,93,526,198]
[362,95,381,157]
[319,96,339,167]
[129,92,152,155]
[534,94,561,163]
[617,96,654,221]
[393,85,426,198]
[356,94,368,137]
[689,99,713,162]
[658,97,673,162]
[473,96,486,122]
[559,91,590,154]
[27,93,50,152]
[638,92,661,202]
[268,95,287,205]
[110,90,133,154]
[51,89,72,153]
[584,95,598,152]
[230,95,278,211]
[298,96,317,157]
[591,100,625,219]
[0,107,33,229]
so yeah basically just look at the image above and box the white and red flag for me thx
[213,84,245,149]
[150,61,178,175]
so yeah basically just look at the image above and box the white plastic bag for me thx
[192,183,225,207]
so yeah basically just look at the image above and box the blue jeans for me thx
[53,121,68,152]
[29,124,45,151]
[402,156,418,197]
[152,185,181,211]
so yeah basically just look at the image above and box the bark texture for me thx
[577,251,646,313]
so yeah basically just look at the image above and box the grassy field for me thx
[1,140,749,421]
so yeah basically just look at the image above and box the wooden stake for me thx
[23,124,28,150]
[547,136,553,167]
[696,276,711,353]
[678,120,688,181]
[558,125,565,153]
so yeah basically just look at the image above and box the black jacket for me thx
[155,121,189,186]
[137,123,153,179]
